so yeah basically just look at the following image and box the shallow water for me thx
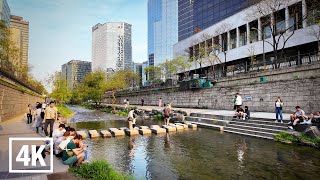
[67,106,320,180]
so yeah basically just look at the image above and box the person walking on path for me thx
[274,97,284,123]
[141,98,144,106]
[234,93,242,110]
[26,104,33,124]
[34,103,43,133]
[159,98,162,107]
[43,101,58,137]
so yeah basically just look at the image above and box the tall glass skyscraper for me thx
[148,0,178,66]
[178,0,250,41]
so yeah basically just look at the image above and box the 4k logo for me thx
[9,137,53,173]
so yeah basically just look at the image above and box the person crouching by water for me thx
[128,109,137,130]
[163,104,171,125]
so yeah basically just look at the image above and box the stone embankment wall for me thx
[106,63,320,114]
[0,78,43,122]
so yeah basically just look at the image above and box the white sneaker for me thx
[287,121,291,125]
[280,121,283,124]
[274,120,278,123]
[288,126,293,130]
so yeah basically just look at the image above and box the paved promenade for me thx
[0,115,69,180]
[106,104,291,120]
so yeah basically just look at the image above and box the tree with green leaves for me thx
[51,78,72,105]
[77,70,107,107]
[143,65,162,85]
[171,56,191,81]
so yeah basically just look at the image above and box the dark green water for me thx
[68,106,320,180]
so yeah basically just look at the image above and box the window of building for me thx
[239,25,247,47]
[289,2,303,31]
[249,20,258,43]
[230,29,237,49]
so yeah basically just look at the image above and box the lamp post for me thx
[251,27,265,68]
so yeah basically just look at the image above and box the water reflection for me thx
[67,106,320,180]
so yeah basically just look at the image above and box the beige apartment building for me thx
[10,15,29,67]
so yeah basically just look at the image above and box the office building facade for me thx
[178,0,250,41]
[148,0,178,67]
[92,22,132,71]
[10,15,29,67]
[0,0,10,27]
[61,60,92,89]
[174,0,319,78]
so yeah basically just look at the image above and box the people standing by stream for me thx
[141,98,144,106]
[163,104,171,125]
[34,103,43,133]
[234,93,242,110]
[127,109,137,130]
[274,97,284,123]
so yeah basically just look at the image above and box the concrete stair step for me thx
[185,116,230,126]
[223,129,274,140]
[227,124,283,134]
[190,113,233,120]
[245,119,290,126]
[230,121,288,130]
[223,126,276,138]
[186,121,223,131]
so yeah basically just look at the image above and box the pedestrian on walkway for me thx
[43,101,58,137]
[274,97,284,123]
[26,104,33,124]
[141,98,144,106]
[159,98,162,107]
[234,93,242,110]
[34,103,43,133]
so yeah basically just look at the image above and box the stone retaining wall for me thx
[106,63,320,114]
[0,82,43,122]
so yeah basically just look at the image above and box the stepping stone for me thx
[100,130,112,138]
[119,127,128,131]
[186,123,197,128]
[109,128,125,136]
[175,123,188,129]
[139,126,149,129]
[162,125,177,132]
[124,129,139,136]
[88,130,99,138]
[150,125,166,134]
[169,123,184,131]
[139,128,152,135]
[76,131,87,139]
[133,127,140,130]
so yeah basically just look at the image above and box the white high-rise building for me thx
[91,22,132,72]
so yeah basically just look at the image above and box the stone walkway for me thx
[106,104,291,120]
[0,115,69,180]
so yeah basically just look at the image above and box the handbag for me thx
[66,148,74,157]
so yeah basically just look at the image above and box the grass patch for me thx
[275,132,320,147]
[69,160,134,180]
[56,104,75,118]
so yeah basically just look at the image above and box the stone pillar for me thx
[236,27,240,48]
[227,31,231,51]
[302,0,307,28]
[246,22,250,44]
[219,34,223,51]
[258,18,262,41]
[285,6,290,33]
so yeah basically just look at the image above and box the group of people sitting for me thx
[288,106,320,130]
[235,106,251,120]
[52,124,88,166]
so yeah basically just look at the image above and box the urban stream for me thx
[67,106,320,180]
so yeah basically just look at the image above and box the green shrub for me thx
[102,107,113,113]
[69,160,134,180]
[275,132,320,147]
[56,105,75,118]
[153,113,163,121]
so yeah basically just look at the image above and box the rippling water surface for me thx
[67,106,320,180]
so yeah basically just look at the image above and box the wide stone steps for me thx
[226,124,283,134]
[230,121,288,130]
[185,116,230,126]
[223,126,276,139]
[245,119,290,126]
[186,121,223,131]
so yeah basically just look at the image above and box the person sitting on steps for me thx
[235,106,245,120]
[62,134,86,166]
[288,106,307,130]
[245,106,250,120]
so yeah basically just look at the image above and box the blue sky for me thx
[8,0,147,90]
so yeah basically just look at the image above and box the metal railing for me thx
[211,51,320,79]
